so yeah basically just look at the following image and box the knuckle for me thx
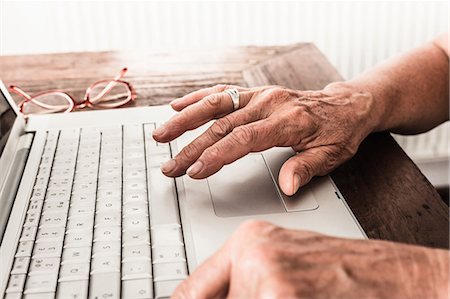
[231,126,256,145]
[266,87,290,100]
[202,146,221,162]
[179,142,201,162]
[209,118,233,139]
[203,94,221,109]
[213,84,229,92]
[242,242,277,266]
[238,219,273,234]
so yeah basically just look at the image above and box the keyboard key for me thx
[154,280,183,299]
[29,257,60,275]
[62,247,92,264]
[94,212,121,227]
[6,274,26,293]
[70,193,96,206]
[95,198,121,214]
[69,205,95,216]
[89,272,120,299]
[92,241,121,257]
[146,153,171,168]
[123,168,146,181]
[147,168,180,226]
[123,216,149,232]
[23,212,40,227]
[96,189,121,200]
[93,226,121,242]
[42,200,70,215]
[151,225,183,246]
[152,246,186,263]
[123,230,150,246]
[123,201,148,218]
[153,262,188,282]
[123,191,147,204]
[26,200,44,216]
[32,241,63,258]
[36,227,65,243]
[91,256,121,274]
[64,231,93,248]
[10,257,31,275]
[66,215,94,232]
[39,213,67,228]
[122,278,153,299]
[123,159,146,170]
[15,241,34,257]
[23,292,55,299]
[58,263,90,281]
[122,259,152,280]
[24,273,58,294]
[19,226,38,242]
[56,280,88,299]
[122,244,151,262]
[4,293,22,299]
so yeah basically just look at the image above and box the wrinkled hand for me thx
[153,84,378,195]
[172,220,449,299]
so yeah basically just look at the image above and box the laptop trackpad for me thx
[207,154,286,217]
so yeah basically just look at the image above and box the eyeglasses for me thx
[9,68,136,118]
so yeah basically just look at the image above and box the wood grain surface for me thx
[1,43,447,249]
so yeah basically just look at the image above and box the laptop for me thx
[0,80,365,299]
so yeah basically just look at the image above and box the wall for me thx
[1,0,448,183]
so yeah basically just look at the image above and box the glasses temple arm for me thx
[9,85,33,100]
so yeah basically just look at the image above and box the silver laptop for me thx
[0,80,365,299]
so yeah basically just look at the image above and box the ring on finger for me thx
[223,88,240,111]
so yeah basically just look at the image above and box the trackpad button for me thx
[207,154,285,217]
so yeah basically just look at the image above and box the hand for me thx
[172,220,449,299]
[153,83,379,195]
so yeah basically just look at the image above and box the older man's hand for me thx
[152,84,379,195]
[171,220,449,299]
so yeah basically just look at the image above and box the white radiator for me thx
[1,1,448,184]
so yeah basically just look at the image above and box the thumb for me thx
[171,240,232,299]
[278,147,337,196]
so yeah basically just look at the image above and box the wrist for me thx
[323,81,385,136]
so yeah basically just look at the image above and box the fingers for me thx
[172,220,276,299]
[186,119,281,179]
[161,107,261,177]
[170,84,248,111]
[154,91,254,143]
[171,237,232,299]
[278,147,337,196]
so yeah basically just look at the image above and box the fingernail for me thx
[153,125,166,136]
[170,98,182,105]
[187,161,204,177]
[292,174,301,194]
[161,159,176,173]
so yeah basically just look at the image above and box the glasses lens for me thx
[88,81,131,107]
[21,93,73,115]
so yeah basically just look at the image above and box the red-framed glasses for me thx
[9,68,136,118]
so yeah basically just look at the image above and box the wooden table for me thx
[1,44,448,249]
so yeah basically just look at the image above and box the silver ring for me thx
[223,88,240,111]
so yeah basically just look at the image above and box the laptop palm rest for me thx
[207,151,319,217]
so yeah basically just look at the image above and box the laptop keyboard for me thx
[4,124,187,299]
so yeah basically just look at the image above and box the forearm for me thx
[326,36,449,135]
[426,248,450,299]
